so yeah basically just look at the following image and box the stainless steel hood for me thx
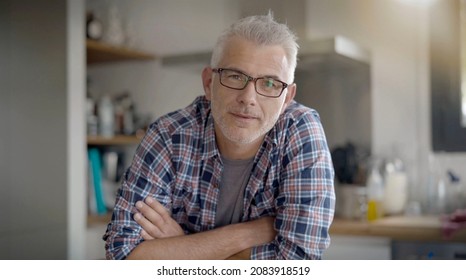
[294,36,371,153]
[297,36,370,71]
[161,35,370,70]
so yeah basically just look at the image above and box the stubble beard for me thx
[210,99,280,145]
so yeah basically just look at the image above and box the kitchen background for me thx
[1,0,465,259]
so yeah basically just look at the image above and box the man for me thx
[103,13,335,260]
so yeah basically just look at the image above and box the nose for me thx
[236,79,257,106]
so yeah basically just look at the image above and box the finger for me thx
[136,200,165,227]
[140,229,154,241]
[134,212,163,238]
[145,197,172,222]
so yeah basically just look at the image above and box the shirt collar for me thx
[201,111,221,160]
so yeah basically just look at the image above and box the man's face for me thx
[203,36,296,149]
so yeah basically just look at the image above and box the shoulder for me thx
[148,96,210,134]
[269,100,329,150]
[279,100,324,132]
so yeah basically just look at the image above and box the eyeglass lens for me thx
[218,69,285,97]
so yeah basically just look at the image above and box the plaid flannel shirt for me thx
[103,96,335,260]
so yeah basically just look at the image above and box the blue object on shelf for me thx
[88,148,107,215]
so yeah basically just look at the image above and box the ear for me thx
[202,67,214,100]
[283,83,296,108]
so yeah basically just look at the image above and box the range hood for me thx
[161,35,370,70]
[297,36,370,71]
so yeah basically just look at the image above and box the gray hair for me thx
[210,12,299,83]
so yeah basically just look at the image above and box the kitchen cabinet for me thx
[326,215,466,259]
[430,0,466,151]
[323,235,391,260]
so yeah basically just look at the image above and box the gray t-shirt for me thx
[215,156,254,227]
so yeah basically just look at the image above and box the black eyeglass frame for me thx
[212,68,289,98]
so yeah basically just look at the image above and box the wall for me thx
[67,0,86,259]
[0,0,12,257]
[0,0,68,259]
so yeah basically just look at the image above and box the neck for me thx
[215,131,263,161]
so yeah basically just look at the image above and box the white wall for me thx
[67,0,86,259]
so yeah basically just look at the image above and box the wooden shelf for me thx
[87,135,142,145]
[87,213,112,227]
[330,215,466,243]
[86,39,156,64]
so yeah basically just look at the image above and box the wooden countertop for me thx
[330,215,466,243]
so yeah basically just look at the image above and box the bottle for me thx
[86,12,104,41]
[98,95,114,138]
[366,158,384,221]
[86,78,98,136]
[425,154,444,214]
[103,4,124,46]
[86,97,98,136]
[383,158,408,215]
[446,170,463,213]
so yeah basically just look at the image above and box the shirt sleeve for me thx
[251,109,335,260]
[102,121,175,260]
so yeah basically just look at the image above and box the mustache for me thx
[229,106,261,118]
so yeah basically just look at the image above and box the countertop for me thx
[330,215,466,243]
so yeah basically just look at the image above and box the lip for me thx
[230,112,258,120]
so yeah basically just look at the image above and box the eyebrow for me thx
[226,67,283,81]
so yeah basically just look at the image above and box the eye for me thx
[227,74,243,81]
[265,79,275,88]
[261,78,280,89]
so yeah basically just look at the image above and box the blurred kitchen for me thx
[1,0,466,259]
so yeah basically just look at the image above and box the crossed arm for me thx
[126,197,276,260]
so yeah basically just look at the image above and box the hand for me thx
[134,197,185,240]
[226,248,251,260]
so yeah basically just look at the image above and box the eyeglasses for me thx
[212,68,288,98]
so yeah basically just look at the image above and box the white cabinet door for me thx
[323,235,391,260]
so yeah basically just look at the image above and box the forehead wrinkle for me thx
[218,37,290,81]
